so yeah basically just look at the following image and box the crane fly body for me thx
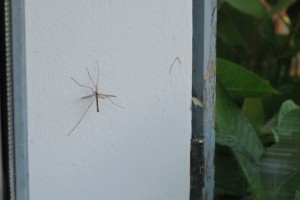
[81,92,117,112]
[68,64,123,136]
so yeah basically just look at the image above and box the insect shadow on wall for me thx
[68,63,124,136]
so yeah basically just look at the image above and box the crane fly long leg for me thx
[104,96,125,108]
[96,94,122,107]
[96,61,100,90]
[86,68,96,88]
[68,99,95,136]
[69,66,123,135]
[71,77,94,93]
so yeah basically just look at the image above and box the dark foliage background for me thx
[215,0,300,199]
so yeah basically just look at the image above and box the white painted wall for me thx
[26,1,192,200]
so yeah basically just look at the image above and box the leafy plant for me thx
[216,58,300,200]
[216,59,276,200]
[215,1,300,199]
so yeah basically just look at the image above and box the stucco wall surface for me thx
[26,1,192,199]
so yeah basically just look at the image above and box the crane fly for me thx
[68,64,123,136]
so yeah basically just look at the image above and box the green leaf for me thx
[260,139,300,200]
[217,58,278,98]
[277,108,300,139]
[263,103,300,199]
[217,0,227,9]
[278,100,299,122]
[217,11,250,54]
[215,145,248,197]
[295,190,300,200]
[225,0,269,18]
[216,82,266,199]
[216,83,264,160]
[260,114,278,135]
[272,0,294,14]
[242,98,265,129]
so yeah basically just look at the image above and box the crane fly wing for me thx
[98,94,116,98]
[81,94,95,99]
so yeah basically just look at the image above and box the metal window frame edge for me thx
[5,0,29,199]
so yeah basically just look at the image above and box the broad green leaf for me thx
[263,85,300,122]
[242,98,265,129]
[217,0,226,9]
[216,83,264,160]
[278,100,299,122]
[260,114,278,145]
[263,105,300,199]
[260,139,300,200]
[216,82,266,200]
[217,58,278,98]
[225,0,269,18]
[295,190,300,200]
[260,114,278,134]
[217,11,250,54]
[277,108,300,139]
[272,0,294,14]
[215,146,248,197]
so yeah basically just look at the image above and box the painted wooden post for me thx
[4,0,216,200]
[191,0,216,199]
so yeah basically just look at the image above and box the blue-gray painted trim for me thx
[192,0,216,199]
[11,0,30,199]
